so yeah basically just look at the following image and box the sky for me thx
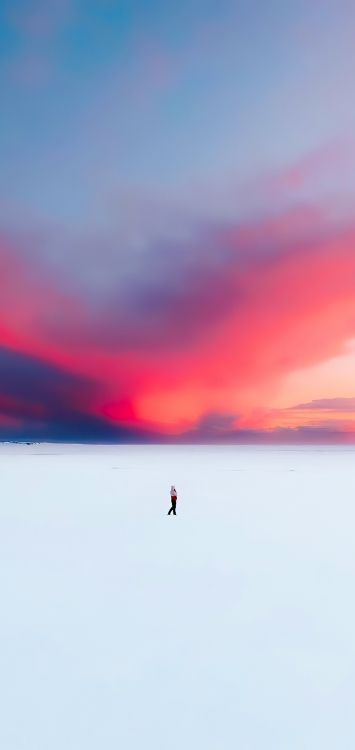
[1,0,355,443]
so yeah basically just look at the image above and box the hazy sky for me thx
[1,0,355,442]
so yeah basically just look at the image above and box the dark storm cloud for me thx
[0,347,95,407]
[0,347,147,442]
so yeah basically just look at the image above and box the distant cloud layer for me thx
[291,398,355,412]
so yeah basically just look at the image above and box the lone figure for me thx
[168,485,177,515]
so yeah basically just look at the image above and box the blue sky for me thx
[1,0,354,227]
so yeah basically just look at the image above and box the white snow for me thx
[1,443,355,749]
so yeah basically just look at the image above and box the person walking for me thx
[168,485,177,515]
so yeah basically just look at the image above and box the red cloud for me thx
[1,189,355,438]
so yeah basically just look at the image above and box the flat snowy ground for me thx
[1,444,355,749]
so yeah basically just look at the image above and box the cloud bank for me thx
[1,150,355,442]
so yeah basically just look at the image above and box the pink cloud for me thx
[1,147,355,437]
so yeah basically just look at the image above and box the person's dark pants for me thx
[168,498,177,515]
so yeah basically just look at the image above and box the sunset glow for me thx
[1,0,355,442]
